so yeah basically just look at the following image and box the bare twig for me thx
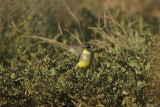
[63,0,80,26]
[23,35,77,56]
[64,28,83,45]
[11,21,18,31]
[57,21,63,35]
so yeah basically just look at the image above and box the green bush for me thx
[0,46,151,106]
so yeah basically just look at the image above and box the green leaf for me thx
[11,73,17,79]
[145,63,150,71]
[129,60,137,67]
[137,80,146,87]
[50,68,57,76]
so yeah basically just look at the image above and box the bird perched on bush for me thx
[76,43,94,70]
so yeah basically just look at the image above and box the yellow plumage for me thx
[76,44,94,70]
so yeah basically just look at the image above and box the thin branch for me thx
[63,0,80,26]
[57,21,63,35]
[64,29,83,45]
[23,35,77,56]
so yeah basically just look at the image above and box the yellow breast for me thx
[76,49,93,69]
[77,60,91,69]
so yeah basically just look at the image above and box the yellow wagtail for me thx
[76,43,94,70]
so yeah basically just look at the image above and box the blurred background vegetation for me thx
[0,0,160,106]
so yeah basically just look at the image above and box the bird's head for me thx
[82,43,91,52]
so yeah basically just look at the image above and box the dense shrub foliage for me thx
[0,47,151,106]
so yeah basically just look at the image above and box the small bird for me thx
[76,43,94,70]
